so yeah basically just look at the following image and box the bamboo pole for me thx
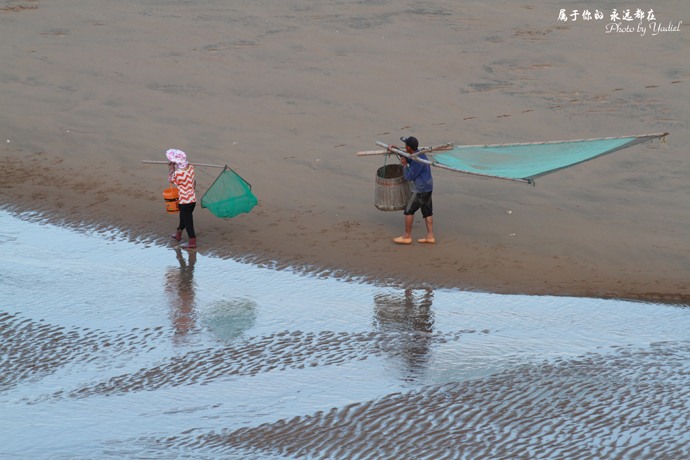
[142,160,227,169]
[450,132,669,149]
[357,149,394,156]
[410,142,455,157]
[360,133,668,156]
[372,133,668,186]
[375,141,534,185]
[357,142,455,156]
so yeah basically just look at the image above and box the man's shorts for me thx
[403,191,433,218]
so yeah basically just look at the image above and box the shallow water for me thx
[2,210,690,459]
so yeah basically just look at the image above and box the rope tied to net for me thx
[381,147,390,178]
[195,166,216,178]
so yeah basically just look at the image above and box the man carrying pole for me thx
[389,136,435,245]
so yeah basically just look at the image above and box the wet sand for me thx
[1,0,689,299]
[168,343,690,459]
[10,303,690,459]
[9,306,690,459]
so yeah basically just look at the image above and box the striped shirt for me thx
[171,166,196,204]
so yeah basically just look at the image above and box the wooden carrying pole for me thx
[142,160,226,169]
[374,141,534,185]
[357,142,455,156]
[372,133,667,186]
[449,132,669,149]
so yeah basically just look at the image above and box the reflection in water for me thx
[165,248,197,341]
[200,298,258,342]
[373,289,435,381]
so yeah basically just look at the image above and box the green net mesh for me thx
[201,169,257,218]
[432,136,657,180]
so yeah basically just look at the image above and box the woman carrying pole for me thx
[167,149,198,249]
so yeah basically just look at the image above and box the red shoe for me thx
[182,237,197,249]
[171,229,182,242]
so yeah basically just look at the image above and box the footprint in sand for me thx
[2,5,38,12]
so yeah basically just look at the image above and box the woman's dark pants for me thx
[178,202,196,238]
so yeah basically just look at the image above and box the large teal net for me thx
[201,168,257,218]
[432,135,664,181]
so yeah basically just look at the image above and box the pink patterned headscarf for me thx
[166,149,188,168]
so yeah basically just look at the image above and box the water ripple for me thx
[150,341,690,459]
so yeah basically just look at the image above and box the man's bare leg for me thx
[393,215,414,244]
[418,216,435,243]
[404,214,413,239]
[424,216,434,240]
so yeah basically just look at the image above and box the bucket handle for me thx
[168,182,176,192]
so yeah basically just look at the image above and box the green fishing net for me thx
[201,168,257,218]
[432,136,662,181]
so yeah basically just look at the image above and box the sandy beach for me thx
[1,0,689,300]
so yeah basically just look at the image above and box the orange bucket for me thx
[163,183,179,214]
